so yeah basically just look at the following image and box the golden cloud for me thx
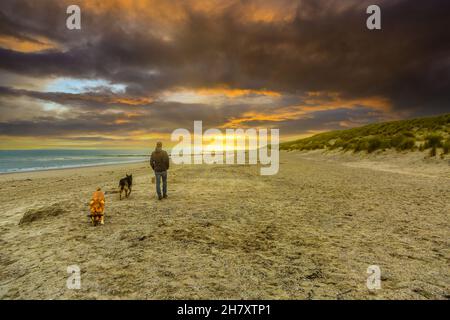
[222,92,393,127]
[195,87,281,98]
[0,35,60,53]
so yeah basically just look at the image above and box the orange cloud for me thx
[303,91,392,112]
[59,93,153,106]
[0,35,60,53]
[114,119,132,124]
[112,97,153,105]
[195,87,281,98]
[223,108,307,128]
[113,112,143,124]
[160,87,282,104]
[222,92,393,127]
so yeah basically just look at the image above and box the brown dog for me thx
[89,188,105,225]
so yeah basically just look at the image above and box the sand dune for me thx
[0,151,448,299]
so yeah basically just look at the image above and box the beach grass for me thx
[281,113,450,156]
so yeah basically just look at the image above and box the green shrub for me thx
[402,131,415,138]
[390,134,416,151]
[424,134,443,157]
[354,139,368,152]
[390,133,415,150]
[424,134,443,149]
[367,137,382,153]
[330,138,344,150]
[397,137,415,151]
[390,134,401,148]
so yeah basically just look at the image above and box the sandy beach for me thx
[0,151,448,299]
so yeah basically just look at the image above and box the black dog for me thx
[119,174,133,200]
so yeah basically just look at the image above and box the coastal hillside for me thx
[281,113,450,156]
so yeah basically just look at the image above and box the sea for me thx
[0,149,150,174]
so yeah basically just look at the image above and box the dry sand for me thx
[0,151,448,299]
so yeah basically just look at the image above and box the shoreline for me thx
[0,160,148,177]
[0,151,240,176]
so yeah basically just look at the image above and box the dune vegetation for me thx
[281,114,450,157]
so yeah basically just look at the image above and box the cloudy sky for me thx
[0,0,449,149]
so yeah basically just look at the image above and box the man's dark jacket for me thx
[150,148,170,172]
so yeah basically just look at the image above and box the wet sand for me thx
[0,151,448,299]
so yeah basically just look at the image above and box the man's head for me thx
[156,141,162,149]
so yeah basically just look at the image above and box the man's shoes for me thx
[163,194,168,199]
[158,195,163,200]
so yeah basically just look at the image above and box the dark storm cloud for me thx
[0,0,449,143]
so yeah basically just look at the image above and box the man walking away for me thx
[150,141,169,200]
